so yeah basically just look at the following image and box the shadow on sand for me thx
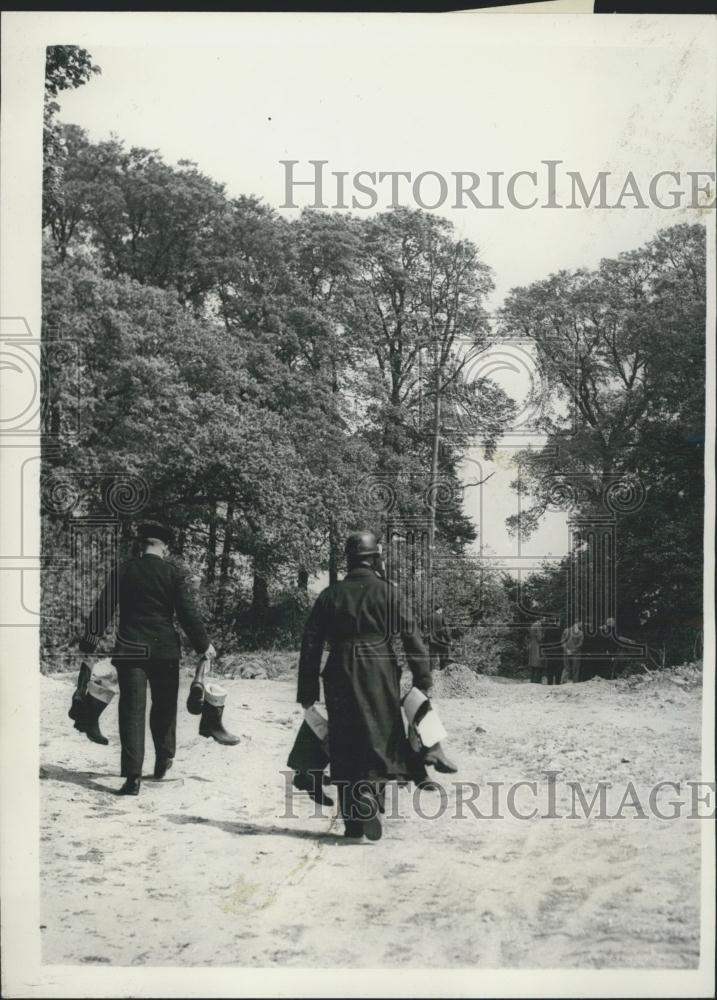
[166,813,350,844]
[39,763,121,795]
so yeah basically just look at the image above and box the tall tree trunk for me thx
[205,500,217,586]
[250,558,270,644]
[216,501,234,621]
[328,523,340,585]
[175,525,186,557]
[427,384,442,586]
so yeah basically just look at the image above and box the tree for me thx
[43,47,100,229]
[350,209,514,573]
[500,224,705,659]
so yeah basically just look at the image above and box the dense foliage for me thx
[41,48,705,669]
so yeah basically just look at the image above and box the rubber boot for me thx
[84,675,115,745]
[69,695,89,732]
[69,661,92,732]
[82,693,111,745]
[199,684,240,745]
[186,682,205,716]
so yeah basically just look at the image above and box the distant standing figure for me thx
[543,620,563,686]
[562,622,584,683]
[427,605,451,671]
[528,618,544,684]
[609,619,644,678]
[590,619,614,680]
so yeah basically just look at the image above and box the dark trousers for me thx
[530,666,543,683]
[116,659,179,777]
[565,653,582,683]
[546,662,562,685]
[430,643,450,671]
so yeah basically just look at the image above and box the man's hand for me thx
[205,643,217,660]
[78,632,99,655]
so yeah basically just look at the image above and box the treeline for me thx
[40,47,515,656]
[499,221,706,664]
[41,48,705,667]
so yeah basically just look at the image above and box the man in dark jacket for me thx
[297,530,453,842]
[79,521,215,795]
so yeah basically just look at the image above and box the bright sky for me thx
[54,12,716,569]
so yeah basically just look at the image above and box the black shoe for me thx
[199,702,240,745]
[360,790,383,841]
[363,813,382,841]
[154,756,173,780]
[343,821,364,840]
[292,771,334,807]
[423,742,458,774]
[119,776,141,796]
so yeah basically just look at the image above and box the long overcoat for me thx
[528,621,544,668]
[296,567,432,784]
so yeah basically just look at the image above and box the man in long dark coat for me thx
[528,618,544,684]
[79,521,215,795]
[297,530,446,841]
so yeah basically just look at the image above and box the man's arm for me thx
[396,597,433,693]
[297,591,328,707]
[174,568,210,655]
[78,564,120,653]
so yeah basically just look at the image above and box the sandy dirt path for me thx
[40,668,702,968]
